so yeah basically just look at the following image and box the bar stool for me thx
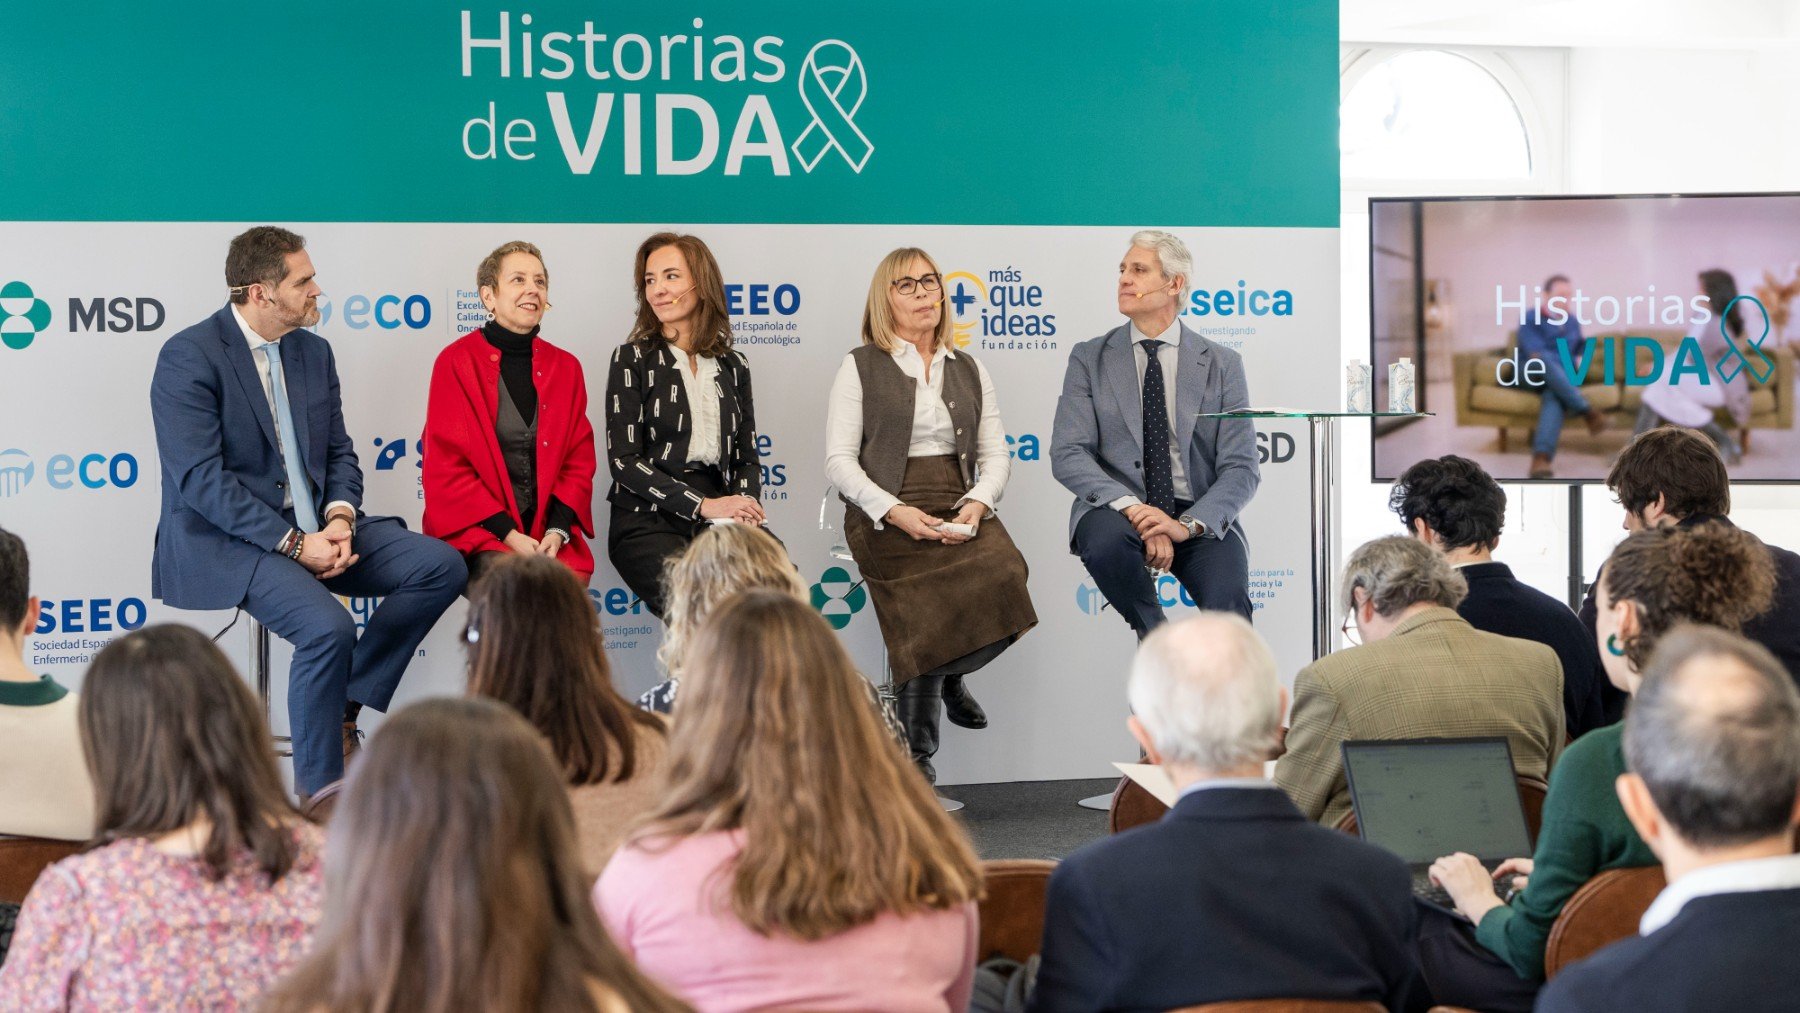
[246,617,292,759]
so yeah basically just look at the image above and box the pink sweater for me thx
[595,830,977,1013]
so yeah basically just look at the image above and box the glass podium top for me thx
[1198,410,1436,419]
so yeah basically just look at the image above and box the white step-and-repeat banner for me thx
[0,2,1339,785]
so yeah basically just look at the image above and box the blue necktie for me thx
[1141,340,1177,516]
[260,343,320,533]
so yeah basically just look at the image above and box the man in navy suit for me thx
[1537,626,1800,1013]
[1051,231,1260,637]
[150,227,465,797]
[1028,613,1429,1013]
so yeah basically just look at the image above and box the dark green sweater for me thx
[1473,722,1659,980]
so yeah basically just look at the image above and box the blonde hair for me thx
[656,524,805,677]
[860,247,952,354]
[634,591,983,940]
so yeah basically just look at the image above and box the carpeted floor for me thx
[940,778,1116,860]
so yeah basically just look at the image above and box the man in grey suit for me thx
[1051,231,1260,636]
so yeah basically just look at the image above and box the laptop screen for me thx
[1342,738,1533,864]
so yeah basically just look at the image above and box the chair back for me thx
[1337,774,1549,846]
[0,836,84,905]
[1542,865,1667,978]
[976,858,1056,963]
[301,779,347,824]
[1108,774,1169,834]
[1166,1000,1387,1012]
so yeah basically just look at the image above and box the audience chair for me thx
[300,779,347,824]
[1541,865,1668,978]
[0,837,84,905]
[976,858,1056,963]
[1167,1000,1386,1012]
[1107,774,1169,834]
[1337,774,1549,846]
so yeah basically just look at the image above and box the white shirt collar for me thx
[1639,853,1800,935]
[230,304,280,348]
[1175,776,1281,801]
[891,340,953,362]
[1128,318,1182,347]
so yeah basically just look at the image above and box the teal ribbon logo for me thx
[791,40,873,173]
[1715,294,1777,385]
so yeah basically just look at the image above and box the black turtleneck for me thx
[476,320,577,544]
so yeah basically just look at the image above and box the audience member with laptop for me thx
[1416,519,1776,1012]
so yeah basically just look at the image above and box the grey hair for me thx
[1129,229,1193,306]
[1127,612,1282,773]
[1626,624,1800,848]
[1341,535,1467,616]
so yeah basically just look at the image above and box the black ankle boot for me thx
[940,674,988,730]
[896,675,945,785]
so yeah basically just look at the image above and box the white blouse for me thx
[677,351,722,466]
[823,342,1011,527]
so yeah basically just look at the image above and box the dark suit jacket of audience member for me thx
[1027,786,1430,1013]
[1457,561,1606,739]
[1536,887,1800,1013]
[1580,514,1800,724]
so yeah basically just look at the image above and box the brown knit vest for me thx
[847,344,982,497]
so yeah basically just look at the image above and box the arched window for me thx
[1342,50,1534,182]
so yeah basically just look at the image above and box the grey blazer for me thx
[1050,322,1260,548]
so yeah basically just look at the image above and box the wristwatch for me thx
[1178,514,1205,539]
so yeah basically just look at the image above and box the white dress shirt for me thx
[676,351,722,466]
[1639,852,1800,934]
[1110,317,1193,512]
[230,305,353,524]
[824,342,1010,528]
[1174,776,1284,802]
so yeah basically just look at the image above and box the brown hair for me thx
[464,554,664,786]
[628,232,733,357]
[1607,426,1731,522]
[635,591,982,940]
[263,698,689,1013]
[861,247,952,354]
[476,240,548,293]
[80,625,298,881]
[225,226,305,304]
[656,524,805,678]
[1602,521,1776,671]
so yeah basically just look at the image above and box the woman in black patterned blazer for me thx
[604,233,767,617]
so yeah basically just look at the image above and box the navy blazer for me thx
[1536,887,1800,1012]
[1050,322,1260,548]
[150,306,378,610]
[1457,561,1606,739]
[1027,787,1429,1013]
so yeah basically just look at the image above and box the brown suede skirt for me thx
[844,455,1038,683]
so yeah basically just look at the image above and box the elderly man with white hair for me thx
[1051,230,1261,638]
[1028,613,1430,1013]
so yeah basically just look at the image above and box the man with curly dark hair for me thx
[1391,455,1606,738]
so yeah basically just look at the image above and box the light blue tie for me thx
[260,343,320,533]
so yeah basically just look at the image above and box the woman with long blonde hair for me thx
[596,591,982,1012]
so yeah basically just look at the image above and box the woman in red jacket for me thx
[423,241,597,584]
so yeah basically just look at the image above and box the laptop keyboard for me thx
[1412,869,1457,910]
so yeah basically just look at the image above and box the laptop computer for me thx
[1342,737,1533,915]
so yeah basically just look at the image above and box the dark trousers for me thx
[243,517,466,794]
[607,467,727,619]
[1415,901,1540,1013]
[1074,506,1250,636]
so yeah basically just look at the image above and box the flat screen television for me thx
[1369,192,1800,483]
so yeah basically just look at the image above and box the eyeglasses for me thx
[891,273,942,296]
[1340,606,1362,647]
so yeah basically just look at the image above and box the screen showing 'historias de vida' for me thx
[1370,193,1800,483]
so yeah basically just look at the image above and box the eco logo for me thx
[810,566,867,630]
[0,449,34,497]
[0,282,52,350]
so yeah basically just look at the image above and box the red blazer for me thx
[422,331,597,582]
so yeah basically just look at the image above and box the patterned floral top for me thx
[0,823,325,1011]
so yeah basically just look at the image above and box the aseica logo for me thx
[810,566,867,629]
[0,282,52,350]
[0,449,34,497]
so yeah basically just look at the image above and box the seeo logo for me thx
[35,596,148,634]
[1182,280,1294,317]
[810,566,867,630]
[728,282,804,348]
[944,267,1058,352]
[0,448,34,497]
[315,292,433,331]
[0,282,53,350]
[755,433,789,501]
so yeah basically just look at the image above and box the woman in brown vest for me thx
[823,247,1038,784]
